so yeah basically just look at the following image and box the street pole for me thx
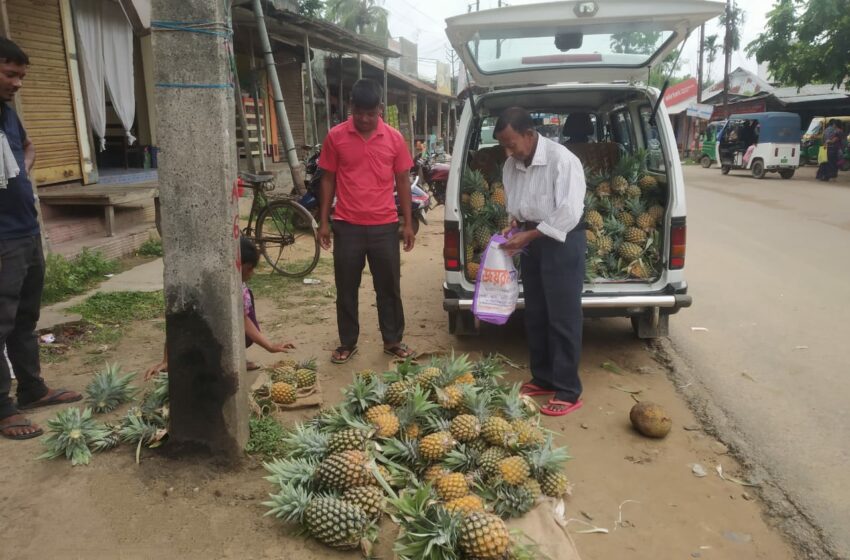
[383,57,388,109]
[357,53,363,80]
[252,0,304,190]
[151,0,249,457]
[723,0,731,118]
[697,23,704,103]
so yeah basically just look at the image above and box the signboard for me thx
[663,78,698,108]
[711,99,767,120]
[435,62,451,95]
[686,103,714,120]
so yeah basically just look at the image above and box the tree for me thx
[703,34,720,84]
[325,0,389,45]
[747,0,850,88]
[298,0,324,18]
[717,2,746,52]
[610,32,686,88]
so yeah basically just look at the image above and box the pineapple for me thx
[648,203,665,224]
[354,369,376,383]
[490,483,536,519]
[84,363,137,413]
[629,199,655,231]
[585,253,603,283]
[415,365,443,387]
[404,423,421,439]
[594,181,612,198]
[39,406,113,466]
[624,226,647,245]
[423,464,449,483]
[612,175,628,195]
[264,483,370,550]
[466,262,480,281]
[470,190,487,211]
[327,428,367,454]
[638,174,659,192]
[435,472,469,501]
[270,382,297,404]
[452,372,476,386]
[365,404,400,438]
[461,193,471,210]
[315,450,373,490]
[498,456,531,485]
[419,431,456,462]
[481,416,513,447]
[473,221,492,251]
[458,512,511,559]
[628,259,653,280]
[341,485,386,521]
[586,228,598,246]
[617,210,636,227]
[450,414,481,443]
[478,446,509,479]
[464,242,475,265]
[539,471,571,497]
[585,209,604,231]
[595,234,614,257]
[618,241,643,261]
[396,386,439,440]
[444,494,485,514]
[270,365,298,386]
[385,379,412,407]
[295,368,316,388]
[436,385,463,410]
[511,418,545,447]
[625,183,642,199]
[523,478,542,500]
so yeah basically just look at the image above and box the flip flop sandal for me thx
[331,346,358,364]
[17,389,82,410]
[246,362,261,371]
[520,382,556,397]
[0,417,44,440]
[383,343,416,360]
[540,399,584,417]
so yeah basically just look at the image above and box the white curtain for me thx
[102,1,136,146]
[72,0,106,150]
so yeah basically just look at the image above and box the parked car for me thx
[441,0,723,339]
[716,112,800,179]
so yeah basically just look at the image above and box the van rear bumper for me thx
[443,284,692,316]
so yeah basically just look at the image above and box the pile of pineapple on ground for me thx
[262,353,572,558]
[39,363,169,466]
[459,148,665,283]
[255,358,319,408]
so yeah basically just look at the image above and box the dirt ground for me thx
[0,215,797,560]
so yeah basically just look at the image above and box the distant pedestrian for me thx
[817,119,841,181]
[1,37,82,440]
[494,107,586,417]
[318,79,416,364]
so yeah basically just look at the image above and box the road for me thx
[669,164,850,558]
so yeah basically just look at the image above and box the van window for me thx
[638,106,666,173]
[805,119,823,136]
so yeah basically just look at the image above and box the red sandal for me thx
[540,398,584,417]
[520,382,556,397]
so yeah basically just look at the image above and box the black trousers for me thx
[520,227,586,402]
[332,221,404,348]
[0,235,48,419]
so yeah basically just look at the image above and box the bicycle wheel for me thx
[255,200,320,277]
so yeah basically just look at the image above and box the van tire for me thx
[721,165,730,175]
[631,312,669,339]
[779,169,795,180]
[700,155,712,168]
[751,160,766,179]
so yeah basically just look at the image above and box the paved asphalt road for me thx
[669,164,850,558]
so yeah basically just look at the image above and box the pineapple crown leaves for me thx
[396,386,439,426]
[295,357,318,371]
[461,385,494,422]
[472,355,506,383]
[441,444,481,473]
[117,408,162,448]
[436,351,473,385]
[460,167,488,194]
[421,414,452,436]
[263,457,320,491]
[497,383,538,422]
[262,481,314,525]
[525,436,572,478]
[392,356,422,381]
[390,486,462,560]
[39,406,110,466]
[342,375,386,416]
[84,362,138,414]
[281,423,330,460]
[485,482,536,519]
[379,437,421,468]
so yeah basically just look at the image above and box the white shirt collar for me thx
[512,133,548,171]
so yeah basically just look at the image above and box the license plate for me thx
[781,157,788,163]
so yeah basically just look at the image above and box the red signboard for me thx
[710,99,767,120]
[663,78,698,108]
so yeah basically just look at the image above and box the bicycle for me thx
[238,171,320,277]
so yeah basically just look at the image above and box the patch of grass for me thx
[136,237,163,257]
[69,291,165,324]
[42,249,119,305]
[245,416,287,458]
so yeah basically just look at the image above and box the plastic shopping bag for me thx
[472,233,519,325]
[817,145,828,164]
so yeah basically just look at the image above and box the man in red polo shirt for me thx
[318,79,415,364]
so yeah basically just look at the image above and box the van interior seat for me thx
[565,142,621,173]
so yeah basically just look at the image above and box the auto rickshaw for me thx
[716,112,801,179]
[801,116,850,169]
[698,120,725,168]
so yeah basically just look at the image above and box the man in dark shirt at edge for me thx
[0,37,82,440]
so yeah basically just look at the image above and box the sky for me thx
[383,0,779,84]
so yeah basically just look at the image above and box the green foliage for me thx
[39,407,114,466]
[747,0,850,88]
[717,1,747,52]
[246,416,287,458]
[703,34,721,84]
[42,249,118,305]
[69,291,164,325]
[84,363,138,413]
[325,0,388,44]
[298,0,324,18]
[610,31,686,88]
[136,237,163,257]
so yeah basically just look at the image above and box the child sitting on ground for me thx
[144,237,294,379]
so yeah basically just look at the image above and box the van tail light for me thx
[669,218,686,270]
[444,222,461,271]
[775,147,779,157]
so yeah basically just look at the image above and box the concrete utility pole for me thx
[151,0,249,457]
[697,23,704,103]
[722,0,732,117]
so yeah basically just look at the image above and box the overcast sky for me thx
[383,0,779,84]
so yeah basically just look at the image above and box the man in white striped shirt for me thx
[495,107,586,417]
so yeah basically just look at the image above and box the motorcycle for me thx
[299,147,430,235]
[413,152,451,206]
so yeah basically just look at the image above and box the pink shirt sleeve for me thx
[393,132,414,173]
[318,132,338,172]
[242,284,252,317]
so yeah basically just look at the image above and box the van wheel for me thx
[700,155,712,168]
[751,160,766,179]
[779,169,795,180]
[631,312,669,339]
[721,165,730,175]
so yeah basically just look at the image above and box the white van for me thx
[441,0,724,338]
